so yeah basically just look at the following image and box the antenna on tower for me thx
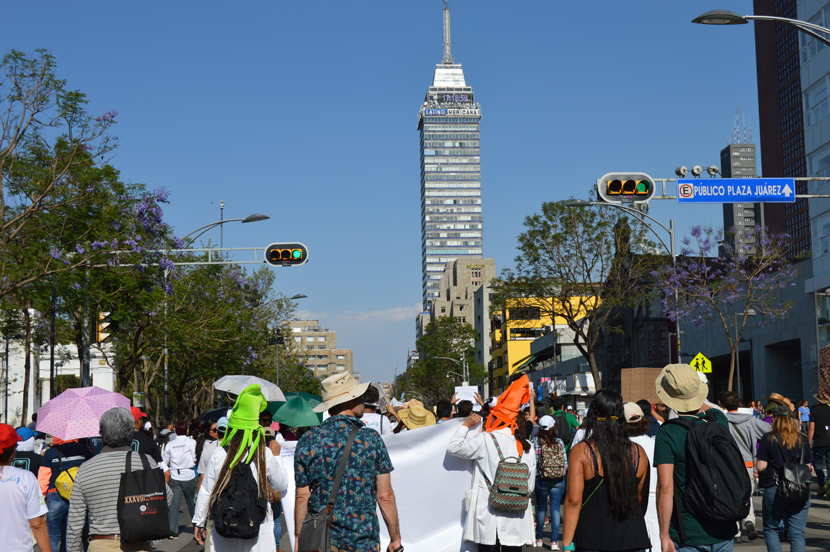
[442,0,454,65]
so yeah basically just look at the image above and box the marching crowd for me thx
[0,363,828,552]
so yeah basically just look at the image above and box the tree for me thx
[490,201,657,390]
[405,316,485,405]
[652,225,797,392]
[0,49,128,299]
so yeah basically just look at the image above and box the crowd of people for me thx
[1,363,828,552]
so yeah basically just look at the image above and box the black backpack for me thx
[211,460,268,539]
[772,435,811,504]
[666,412,750,539]
[552,412,574,447]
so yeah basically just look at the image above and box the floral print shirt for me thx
[294,414,393,552]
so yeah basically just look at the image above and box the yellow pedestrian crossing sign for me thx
[691,352,712,373]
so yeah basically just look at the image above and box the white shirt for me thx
[192,446,289,552]
[447,426,537,547]
[0,465,48,551]
[198,439,220,476]
[163,435,197,481]
[361,412,392,436]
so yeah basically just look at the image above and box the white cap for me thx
[538,415,555,430]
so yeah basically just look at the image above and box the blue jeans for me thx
[672,541,733,552]
[168,476,197,535]
[813,446,830,488]
[46,491,68,552]
[535,476,566,541]
[762,485,810,552]
[272,500,282,545]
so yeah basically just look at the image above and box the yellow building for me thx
[489,297,595,395]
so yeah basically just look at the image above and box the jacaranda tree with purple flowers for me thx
[652,225,798,391]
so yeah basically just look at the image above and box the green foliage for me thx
[402,316,484,406]
[490,200,658,389]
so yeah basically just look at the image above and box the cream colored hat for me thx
[655,363,708,413]
[398,399,436,429]
[313,372,371,413]
[623,402,644,423]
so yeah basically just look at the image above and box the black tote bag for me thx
[117,451,172,542]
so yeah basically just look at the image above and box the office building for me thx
[753,0,811,257]
[289,320,355,379]
[720,142,761,255]
[418,1,483,310]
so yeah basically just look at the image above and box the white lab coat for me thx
[630,434,659,552]
[193,446,289,552]
[447,425,536,547]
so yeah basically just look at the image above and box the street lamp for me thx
[692,9,830,46]
[162,213,270,417]
[565,199,680,359]
[179,213,270,248]
[433,356,469,386]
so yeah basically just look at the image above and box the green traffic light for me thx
[292,249,302,259]
[636,180,651,193]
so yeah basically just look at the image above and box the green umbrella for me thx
[266,391,322,417]
[270,395,322,428]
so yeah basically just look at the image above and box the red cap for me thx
[130,406,147,421]
[0,423,21,454]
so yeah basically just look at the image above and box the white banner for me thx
[281,419,478,552]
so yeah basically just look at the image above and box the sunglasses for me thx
[209,427,217,433]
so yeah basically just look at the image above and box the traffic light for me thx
[96,311,112,343]
[265,242,309,267]
[597,172,655,204]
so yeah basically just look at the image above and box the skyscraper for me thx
[720,140,761,255]
[418,1,482,311]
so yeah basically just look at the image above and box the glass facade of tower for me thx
[418,67,482,310]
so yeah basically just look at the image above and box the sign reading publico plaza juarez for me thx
[677,178,796,204]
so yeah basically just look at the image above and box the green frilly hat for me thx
[221,383,267,467]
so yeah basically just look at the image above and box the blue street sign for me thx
[677,178,796,203]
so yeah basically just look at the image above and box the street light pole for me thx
[434,356,469,386]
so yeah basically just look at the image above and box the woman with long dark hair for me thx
[192,385,288,551]
[561,389,650,552]
[757,403,812,552]
[534,415,568,550]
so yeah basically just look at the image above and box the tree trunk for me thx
[21,305,32,424]
[588,350,603,391]
[727,349,737,392]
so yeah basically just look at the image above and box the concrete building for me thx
[430,257,495,324]
[721,142,762,255]
[288,320,355,380]
[1,338,115,427]
[418,1,483,310]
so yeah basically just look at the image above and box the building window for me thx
[305,336,314,342]
[306,345,314,350]
[292,327,302,333]
[336,354,345,360]
[441,306,446,314]
[317,336,326,342]
[336,365,346,371]
[294,337,302,343]
[509,307,541,320]
[318,366,327,371]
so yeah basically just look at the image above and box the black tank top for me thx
[572,442,651,551]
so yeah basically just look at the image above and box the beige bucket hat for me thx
[655,363,708,413]
[313,372,371,413]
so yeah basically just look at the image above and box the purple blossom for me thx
[111,221,121,231]
[75,244,86,255]
[91,241,108,250]
[165,284,173,296]
[159,258,176,272]
[72,283,81,290]
[49,248,62,260]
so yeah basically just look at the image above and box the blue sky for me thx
[5,1,761,384]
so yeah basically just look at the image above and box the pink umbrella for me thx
[36,386,131,440]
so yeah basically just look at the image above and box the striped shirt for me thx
[66,446,173,552]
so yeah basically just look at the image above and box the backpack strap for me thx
[489,432,509,461]
[729,421,751,451]
[325,426,360,516]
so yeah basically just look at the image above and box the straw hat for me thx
[398,399,436,429]
[655,364,708,413]
[313,372,370,413]
[815,392,830,405]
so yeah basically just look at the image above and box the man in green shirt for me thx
[549,397,579,448]
[654,364,736,552]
